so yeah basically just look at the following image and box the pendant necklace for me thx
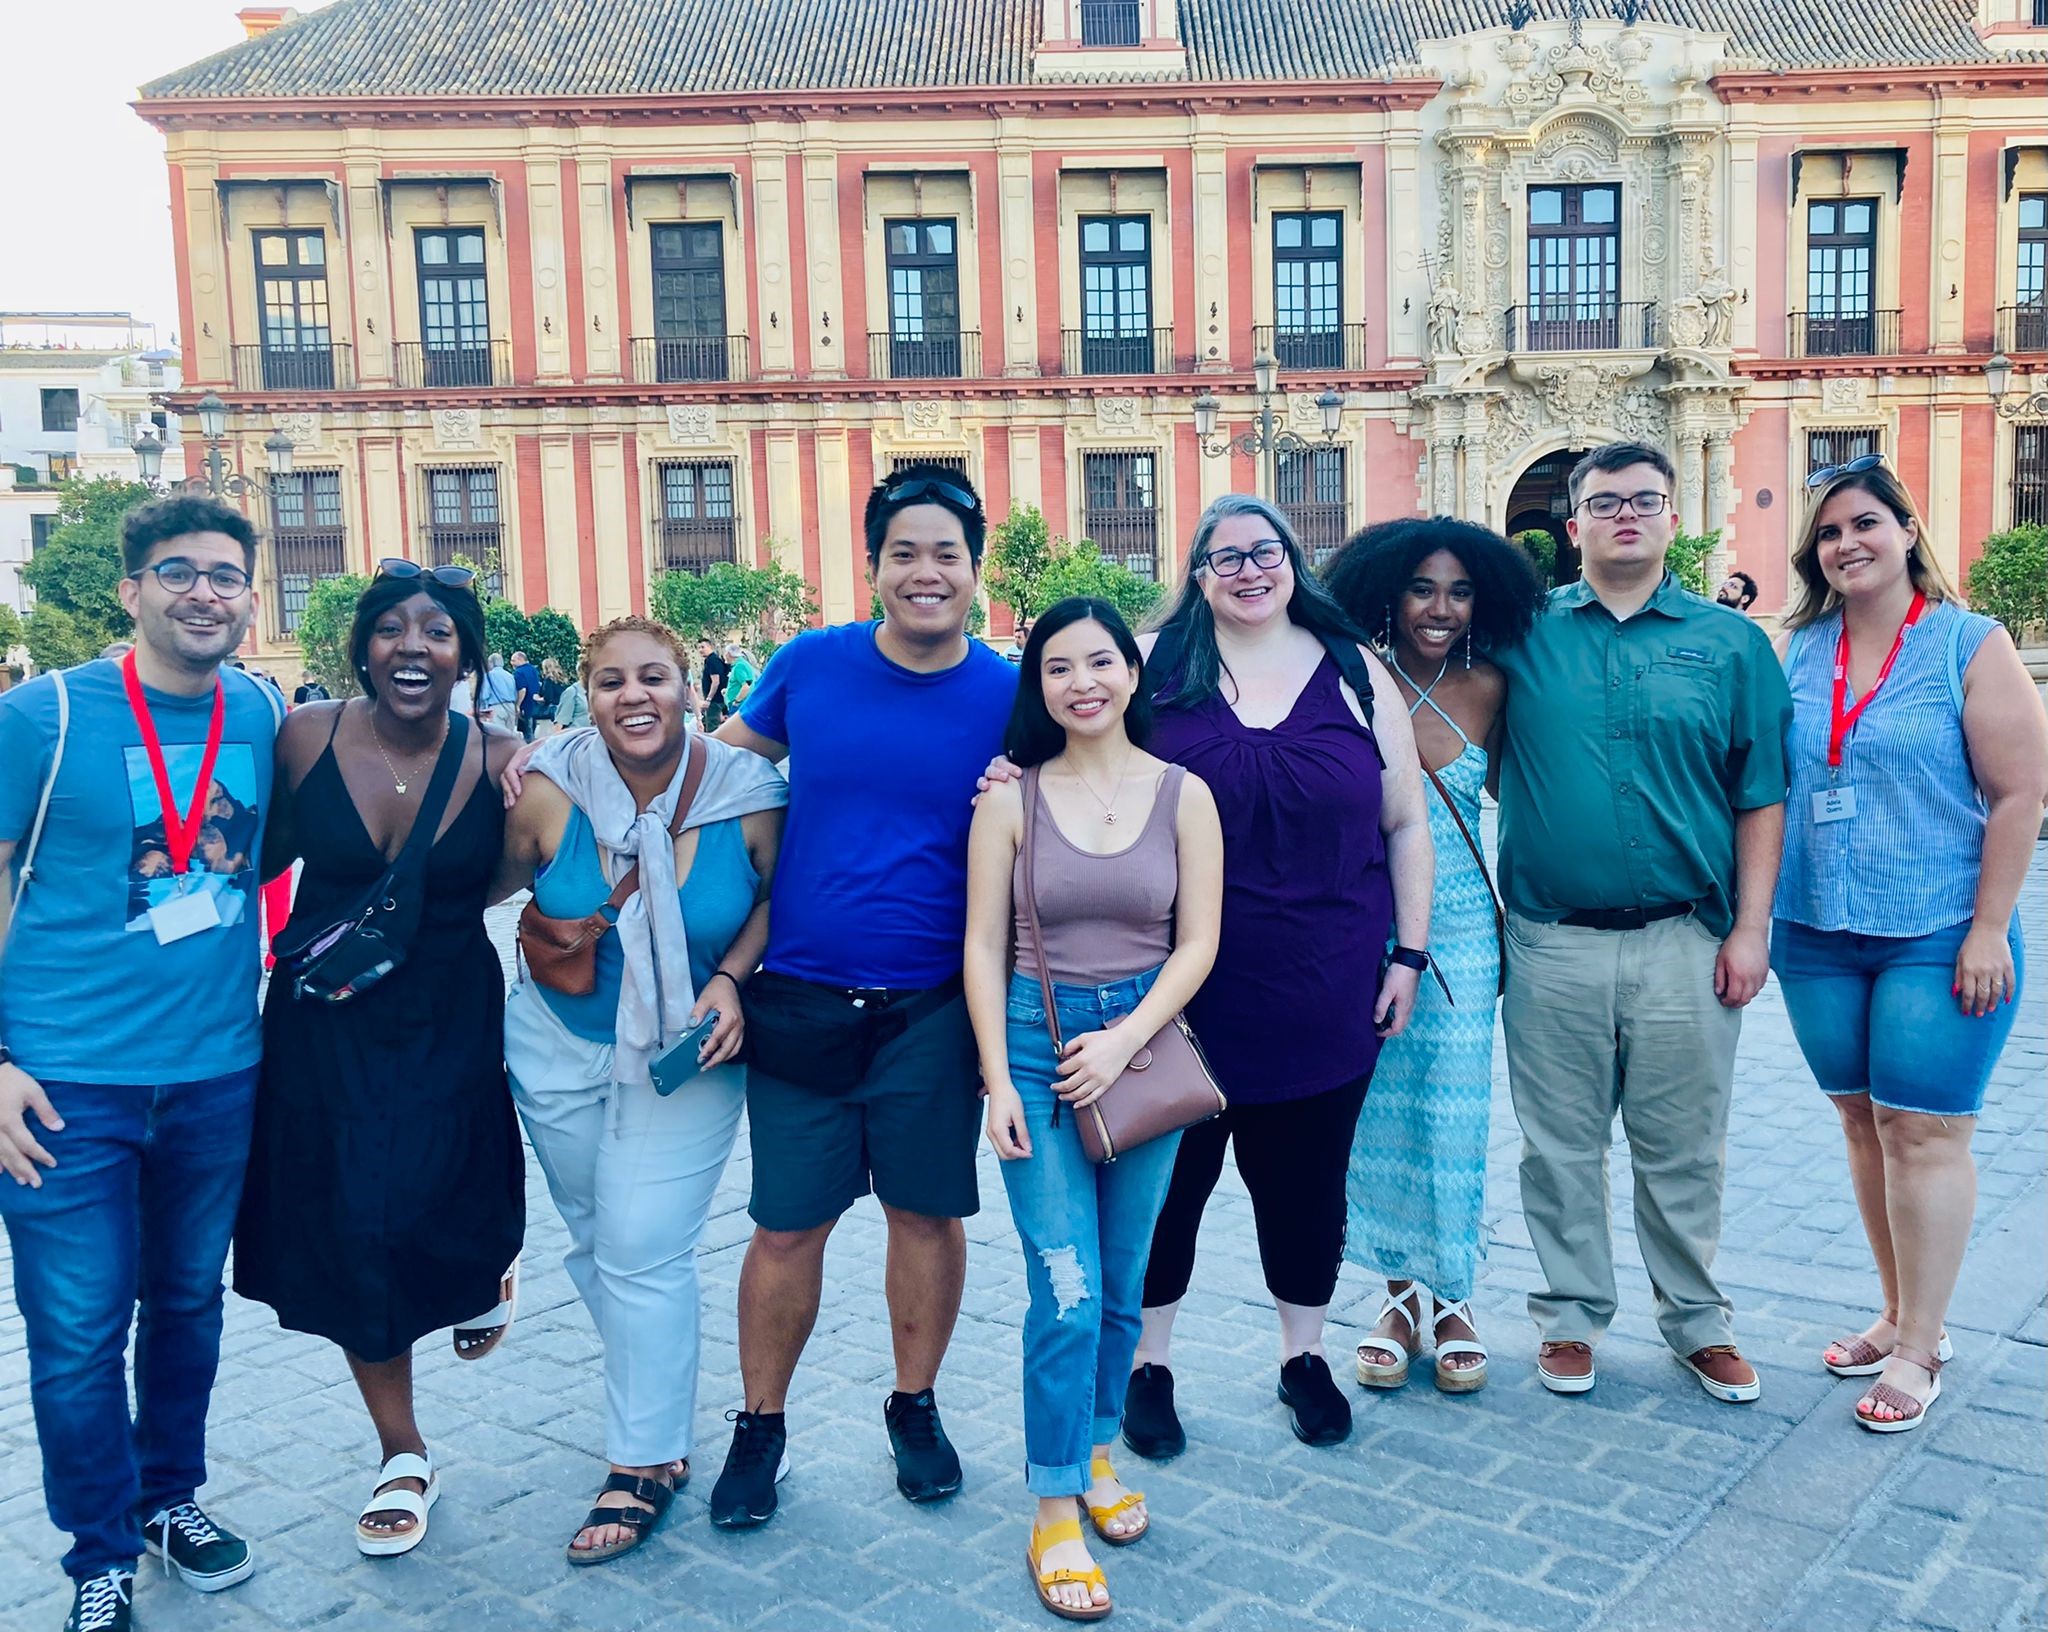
[1071,744,1135,826]
[369,710,446,795]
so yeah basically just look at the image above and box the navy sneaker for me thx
[1123,1363,1186,1460]
[144,1502,253,1592]
[884,1389,962,1503]
[63,1570,132,1632]
[1278,1353,1353,1446]
[709,1410,790,1529]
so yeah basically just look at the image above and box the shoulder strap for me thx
[1143,625,1187,707]
[12,668,68,908]
[1422,760,1502,923]
[390,712,470,877]
[1018,766,1066,1054]
[1320,632,1376,729]
[239,667,284,730]
[601,732,709,911]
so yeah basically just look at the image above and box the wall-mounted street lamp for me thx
[133,391,299,499]
[1984,352,2048,421]
[1192,353,1344,495]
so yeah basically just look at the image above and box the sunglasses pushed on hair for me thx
[377,557,477,589]
[1806,452,1887,489]
[880,475,982,515]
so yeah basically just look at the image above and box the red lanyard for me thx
[1829,591,1925,769]
[121,650,226,876]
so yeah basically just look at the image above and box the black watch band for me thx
[1387,946,1431,972]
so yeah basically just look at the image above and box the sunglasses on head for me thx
[880,476,982,515]
[376,558,477,588]
[1806,453,1886,489]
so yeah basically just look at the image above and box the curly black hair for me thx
[1319,518,1546,658]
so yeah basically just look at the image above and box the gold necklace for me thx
[1069,744,1136,826]
[368,710,446,795]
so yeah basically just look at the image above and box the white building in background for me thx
[0,313,187,613]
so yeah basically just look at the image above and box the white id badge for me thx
[1812,785,1858,825]
[149,881,222,944]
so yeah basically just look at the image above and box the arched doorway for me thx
[1505,449,1587,586]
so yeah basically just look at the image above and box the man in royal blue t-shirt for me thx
[706,465,1017,1530]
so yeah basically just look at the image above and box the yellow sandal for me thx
[1083,1455,1148,1546]
[1027,1517,1111,1622]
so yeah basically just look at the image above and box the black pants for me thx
[1142,1072,1371,1310]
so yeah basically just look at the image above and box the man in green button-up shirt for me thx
[1491,442,1791,1406]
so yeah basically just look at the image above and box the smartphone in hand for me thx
[650,1010,721,1096]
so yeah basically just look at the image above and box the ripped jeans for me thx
[1001,967,1182,1497]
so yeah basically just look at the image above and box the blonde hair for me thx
[540,655,569,683]
[578,614,693,686]
[1783,464,1957,631]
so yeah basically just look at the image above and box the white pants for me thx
[504,981,745,1466]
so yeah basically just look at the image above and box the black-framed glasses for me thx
[377,558,477,588]
[1578,491,1671,519]
[879,476,983,515]
[131,558,251,598]
[1805,452,1886,489]
[1200,540,1288,578]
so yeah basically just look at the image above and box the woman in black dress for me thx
[236,562,524,1557]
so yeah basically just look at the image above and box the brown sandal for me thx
[1824,1329,1951,1378]
[1855,1345,1942,1434]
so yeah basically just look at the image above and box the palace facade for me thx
[137,0,2048,656]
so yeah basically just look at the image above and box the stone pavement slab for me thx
[2,847,2042,1632]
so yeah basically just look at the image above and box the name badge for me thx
[149,880,223,945]
[1812,785,1858,825]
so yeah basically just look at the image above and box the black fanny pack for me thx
[743,970,963,1093]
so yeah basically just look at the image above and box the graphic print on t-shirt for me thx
[122,742,262,932]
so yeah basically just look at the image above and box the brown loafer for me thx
[1537,1340,1596,1394]
[1680,1344,1761,1403]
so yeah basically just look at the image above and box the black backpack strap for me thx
[1318,632,1385,768]
[1143,624,1188,707]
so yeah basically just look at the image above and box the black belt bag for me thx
[742,970,963,1093]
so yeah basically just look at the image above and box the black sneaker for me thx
[884,1389,962,1503]
[144,1501,253,1592]
[63,1570,132,1632]
[709,1410,790,1529]
[1123,1363,1186,1460]
[1278,1353,1353,1446]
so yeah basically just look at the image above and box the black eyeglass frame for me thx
[1197,539,1289,579]
[1575,491,1673,519]
[129,557,253,598]
[376,557,478,589]
[1805,452,1887,490]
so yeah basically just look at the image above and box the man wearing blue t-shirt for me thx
[0,496,285,1632]
[706,465,1017,1530]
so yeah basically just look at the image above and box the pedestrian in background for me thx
[1322,517,1545,1396]
[1491,442,1790,1404]
[478,652,518,733]
[555,668,592,731]
[724,641,758,711]
[965,598,1223,1621]
[1716,570,1760,614]
[537,656,570,736]
[1771,456,2047,1432]
[513,649,543,741]
[699,637,730,730]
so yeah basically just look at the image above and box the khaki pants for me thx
[1503,910,1742,1355]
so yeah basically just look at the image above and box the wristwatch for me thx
[1386,946,1431,973]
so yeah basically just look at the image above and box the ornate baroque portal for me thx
[1414,19,1748,568]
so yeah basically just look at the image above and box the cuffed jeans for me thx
[505,982,744,1466]
[1502,911,1741,1356]
[1000,968,1181,1498]
[0,1066,258,1579]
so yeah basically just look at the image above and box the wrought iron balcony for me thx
[1280,502,1352,567]
[1787,309,1903,359]
[1997,301,2048,354]
[1254,324,1369,372]
[1080,509,1159,580]
[231,343,355,392]
[868,330,982,380]
[657,518,740,576]
[1059,327,1181,377]
[1503,302,1660,353]
[629,335,751,385]
[393,340,511,389]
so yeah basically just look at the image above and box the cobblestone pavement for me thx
[3,843,2042,1632]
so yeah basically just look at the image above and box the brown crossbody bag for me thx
[1421,761,1506,999]
[516,735,707,996]
[1018,766,1225,1164]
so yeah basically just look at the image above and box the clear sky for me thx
[0,2,337,343]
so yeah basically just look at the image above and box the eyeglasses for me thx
[132,558,251,598]
[1577,492,1671,519]
[1200,540,1288,578]
[880,476,983,515]
[376,558,477,588]
[1805,452,1886,489]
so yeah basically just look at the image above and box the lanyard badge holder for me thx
[122,651,229,945]
[1816,592,1924,826]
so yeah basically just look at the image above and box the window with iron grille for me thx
[651,222,729,382]
[1079,215,1152,374]
[885,219,963,378]
[1273,212,1343,369]
[883,454,970,479]
[1081,451,1159,580]
[1805,199,1877,353]
[253,231,334,387]
[39,389,78,433]
[424,467,503,596]
[1079,0,1142,47]
[1806,426,1883,478]
[1277,447,1349,567]
[1527,185,1620,341]
[2015,425,2048,529]
[657,459,739,574]
[270,470,346,635]
[415,227,492,386]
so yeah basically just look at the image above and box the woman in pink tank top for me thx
[964,598,1223,1623]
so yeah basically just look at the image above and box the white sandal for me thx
[1429,1292,1490,1394]
[356,1451,438,1557]
[453,1259,519,1361]
[1355,1283,1429,1389]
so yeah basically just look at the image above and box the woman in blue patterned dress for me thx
[1322,519,1543,1393]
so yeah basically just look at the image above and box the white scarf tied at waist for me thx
[528,725,787,1085]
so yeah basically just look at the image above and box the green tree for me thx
[1041,541,1166,628]
[19,475,156,651]
[650,558,818,654]
[1667,529,1719,597]
[483,599,533,663]
[1512,528,1560,587]
[983,503,1059,620]
[24,604,98,672]
[296,572,372,695]
[524,607,584,671]
[1967,525,2048,643]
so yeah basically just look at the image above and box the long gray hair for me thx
[1144,493,1365,709]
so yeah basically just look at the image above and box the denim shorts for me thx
[1770,916,2025,1116]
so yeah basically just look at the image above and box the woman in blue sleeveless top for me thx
[495,616,786,1559]
[1323,519,1544,1396]
[1772,459,2047,1434]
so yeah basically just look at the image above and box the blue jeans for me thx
[0,1067,258,1579]
[1772,917,2025,1116]
[1000,968,1182,1498]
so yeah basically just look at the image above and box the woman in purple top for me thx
[1124,493,1435,1453]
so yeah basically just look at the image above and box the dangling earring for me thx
[1464,626,1473,669]
[1381,609,1393,651]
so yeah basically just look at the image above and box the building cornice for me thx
[1733,353,2000,381]
[1709,62,2048,101]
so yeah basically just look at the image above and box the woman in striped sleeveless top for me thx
[1771,457,2048,1434]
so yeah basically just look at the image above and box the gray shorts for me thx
[746,991,982,1232]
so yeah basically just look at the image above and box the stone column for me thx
[1431,436,1458,517]
[1677,430,1707,535]
[1706,430,1734,577]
